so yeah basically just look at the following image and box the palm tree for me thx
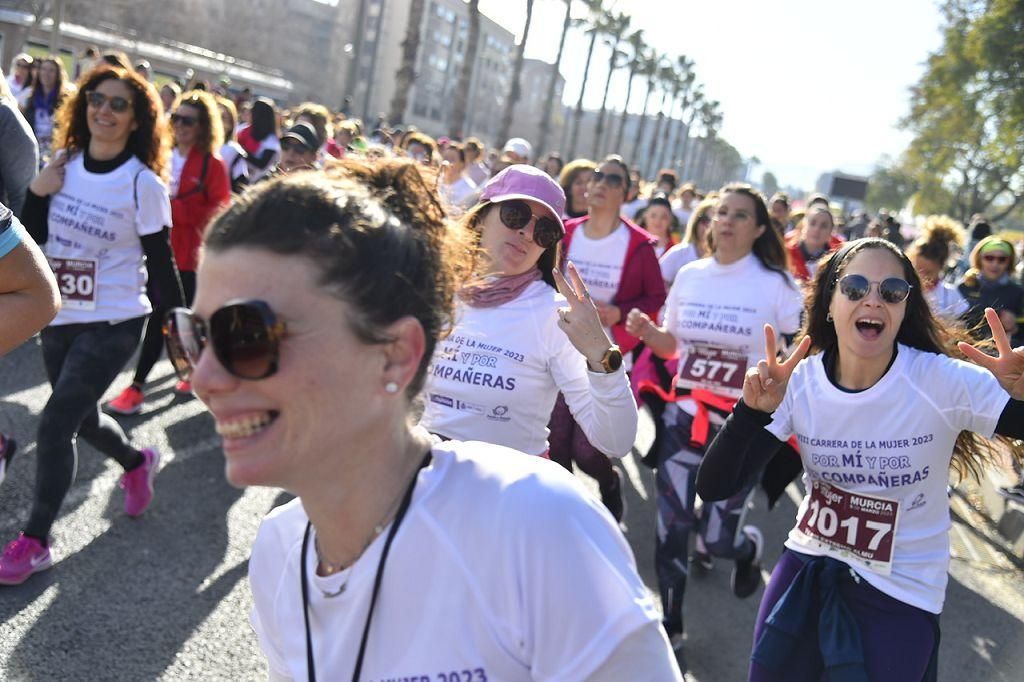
[694,100,723,186]
[677,85,704,180]
[536,0,573,158]
[388,0,428,125]
[590,11,630,159]
[661,57,694,172]
[567,0,606,160]
[497,0,537,145]
[449,0,481,137]
[630,50,662,166]
[611,28,645,156]
[645,64,678,176]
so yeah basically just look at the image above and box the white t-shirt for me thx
[45,153,170,325]
[924,282,968,321]
[765,345,1009,613]
[7,74,31,107]
[168,147,187,198]
[665,253,803,401]
[672,202,692,227]
[420,280,637,457]
[249,441,662,681]
[622,198,646,221]
[441,174,479,211]
[567,222,631,342]
[220,141,249,184]
[246,135,281,182]
[659,242,700,285]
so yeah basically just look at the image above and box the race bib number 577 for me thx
[49,257,97,311]
[794,480,901,576]
[676,343,748,396]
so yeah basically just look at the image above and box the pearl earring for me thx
[384,382,399,394]
[826,312,834,322]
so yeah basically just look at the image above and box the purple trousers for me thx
[749,549,939,682]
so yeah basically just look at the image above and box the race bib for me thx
[794,480,901,576]
[676,343,748,395]
[49,257,97,311]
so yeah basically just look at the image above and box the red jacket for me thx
[785,232,845,282]
[562,215,667,354]
[171,148,231,272]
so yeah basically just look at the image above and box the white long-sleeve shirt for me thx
[419,280,639,457]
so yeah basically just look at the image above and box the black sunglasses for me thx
[591,170,625,188]
[163,300,286,381]
[497,199,565,250]
[836,274,912,304]
[85,90,131,113]
[171,113,198,127]
[281,139,313,154]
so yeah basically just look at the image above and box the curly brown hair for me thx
[172,90,224,157]
[53,65,170,179]
[204,159,476,398]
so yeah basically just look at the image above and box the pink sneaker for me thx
[120,448,160,517]
[174,379,192,395]
[107,385,145,415]
[0,533,52,585]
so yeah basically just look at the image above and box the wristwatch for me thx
[592,345,623,373]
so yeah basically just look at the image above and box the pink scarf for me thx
[459,269,541,308]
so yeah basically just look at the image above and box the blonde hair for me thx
[908,215,964,267]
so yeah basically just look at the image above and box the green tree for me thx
[591,11,630,158]
[497,0,536,145]
[448,0,481,137]
[902,0,1024,222]
[865,156,921,213]
[536,0,573,158]
[761,171,779,199]
[388,0,427,125]
[611,29,646,156]
[566,0,606,159]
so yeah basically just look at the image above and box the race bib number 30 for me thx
[49,257,97,311]
[794,480,901,576]
[676,343,748,395]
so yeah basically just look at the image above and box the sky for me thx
[477,0,946,191]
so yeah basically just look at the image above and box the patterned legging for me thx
[654,402,756,633]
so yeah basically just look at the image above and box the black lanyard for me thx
[300,452,432,682]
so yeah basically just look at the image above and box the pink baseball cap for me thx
[480,164,566,223]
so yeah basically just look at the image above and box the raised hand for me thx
[29,151,67,197]
[625,308,652,339]
[958,307,1024,400]
[553,261,614,368]
[743,324,812,413]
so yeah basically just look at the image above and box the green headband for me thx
[979,240,1013,257]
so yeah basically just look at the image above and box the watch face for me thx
[604,347,623,372]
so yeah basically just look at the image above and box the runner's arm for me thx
[0,214,60,355]
[696,399,785,502]
[141,227,185,309]
[20,190,49,244]
[996,399,1024,439]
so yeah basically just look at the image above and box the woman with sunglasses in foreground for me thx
[958,235,1023,347]
[107,89,230,415]
[696,238,1024,681]
[165,161,681,680]
[549,155,667,522]
[626,185,804,662]
[0,66,183,585]
[420,164,637,461]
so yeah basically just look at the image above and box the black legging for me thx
[133,270,197,386]
[25,317,146,540]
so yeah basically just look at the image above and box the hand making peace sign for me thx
[743,324,813,413]
[958,307,1024,401]
[553,261,615,369]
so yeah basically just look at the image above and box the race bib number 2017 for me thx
[49,257,97,311]
[676,344,748,395]
[794,480,901,576]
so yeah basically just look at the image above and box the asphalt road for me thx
[2,336,1024,680]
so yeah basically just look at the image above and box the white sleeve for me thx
[549,332,639,458]
[663,270,683,336]
[133,170,171,237]
[248,523,293,680]
[500,472,661,680]
[774,274,804,335]
[582,621,683,682]
[943,356,1011,438]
